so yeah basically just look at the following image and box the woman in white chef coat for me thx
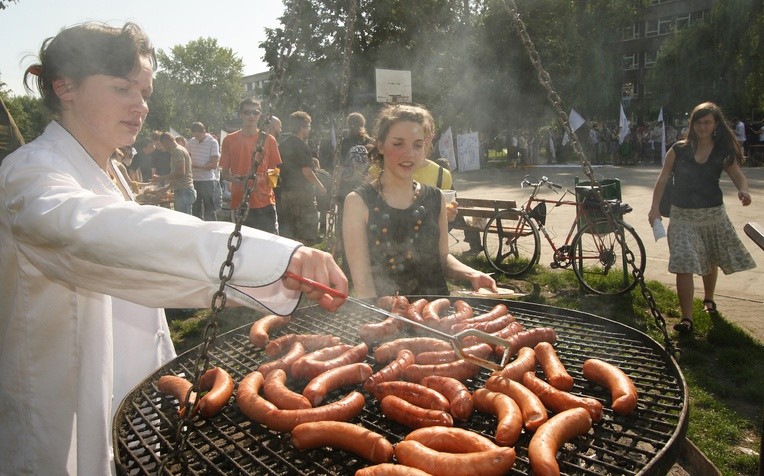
[0,22,347,475]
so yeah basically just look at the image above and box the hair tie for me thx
[27,65,43,77]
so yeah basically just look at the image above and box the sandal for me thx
[703,299,718,314]
[673,318,693,335]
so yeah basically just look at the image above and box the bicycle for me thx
[481,175,646,295]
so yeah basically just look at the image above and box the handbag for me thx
[659,171,674,217]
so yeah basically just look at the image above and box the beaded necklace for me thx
[371,179,427,273]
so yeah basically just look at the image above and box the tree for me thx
[0,0,19,10]
[152,38,244,134]
[4,94,48,142]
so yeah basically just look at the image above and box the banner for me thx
[456,131,480,172]
[619,103,630,144]
[438,127,457,171]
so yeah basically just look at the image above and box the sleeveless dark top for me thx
[356,182,448,296]
[671,141,726,209]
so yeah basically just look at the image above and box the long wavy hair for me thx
[685,102,743,167]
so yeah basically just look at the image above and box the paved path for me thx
[450,162,764,343]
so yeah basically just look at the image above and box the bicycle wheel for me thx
[482,209,540,277]
[571,218,646,295]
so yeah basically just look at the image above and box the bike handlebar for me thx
[521,175,563,190]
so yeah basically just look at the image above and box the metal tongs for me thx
[284,272,512,371]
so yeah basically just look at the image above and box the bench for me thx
[451,197,518,236]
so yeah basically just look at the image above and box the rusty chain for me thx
[503,0,677,356]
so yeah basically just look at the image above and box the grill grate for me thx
[114,298,688,475]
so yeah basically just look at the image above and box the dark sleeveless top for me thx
[356,182,448,296]
[671,141,726,209]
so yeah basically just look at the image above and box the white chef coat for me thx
[0,122,303,475]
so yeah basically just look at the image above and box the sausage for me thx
[265,333,342,358]
[377,295,410,313]
[582,358,638,416]
[196,367,234,417]
[420,375,474,421]
[421,298,451,324]
[521,371,603,422]
[409,298,429,315]
[364,349,415,393]
[263,368,311,410]
[291,342,368,381]
[380,395,453,429]
[464,320,524,349]
[359,318,402,345]
[495,346,537,381]
[528,407,593,476]
[373,381,450,412]
[302,362,373,406]
[402,360,481,383]
[236,371,366,432]
[452,312,515,334]
[404,426,496,453]
[434,300,475,331]
[485,374,548,431]
[414,343,492,365]
[374,337,451,364]
[355,463,433,476]
[533,342,574,391]
[249,314,291,348]
[472,388,523,446]
[257,341,306,377]
[157,375,196,417]
[394,440,516,476]
[451,304,508,329]
[291,421,394,464]
[494,327,557,358]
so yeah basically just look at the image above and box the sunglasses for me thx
[242,110,261,116]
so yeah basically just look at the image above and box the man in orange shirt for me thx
[220,98,282,233]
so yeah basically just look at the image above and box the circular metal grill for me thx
[114,298,688,475]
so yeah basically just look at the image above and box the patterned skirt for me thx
[667,204,757,275]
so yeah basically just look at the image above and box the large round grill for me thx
[114,298,688,475]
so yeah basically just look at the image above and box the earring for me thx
[713,129,717,137]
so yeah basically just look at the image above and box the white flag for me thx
[562,109,586,145]
[619,103,629,144]
[657,108,666,165]
[331,123,337,149]
[548,131,556,160]
[438,127,457,171]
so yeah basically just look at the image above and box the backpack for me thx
[337,144,370,197]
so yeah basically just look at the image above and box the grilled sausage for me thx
[291,421,394,464]
[494,327,557,358]
[380,395,453,429]
[364,349,416,393]
[265,333,342,358]
[373,381,450,412]
[472,388,523,446]
[434,300,475,330]
[374,337,451,364]
[303,362,373,407]
[522,371,603,422]
[528,407,593,476]
[421,298,451,324]
[404,426,497,453]
[463,320,524,349]
[355,463,433,476]
[401,360,481,383]
[414,343,492,365]
[291,342,368,381]
[420,375,474,421]
[450,304,508,329]
[377,295,410,313]
[534,342,574,391]
[394,440,516,476]
[257,341,306,377]
[495,346,537,381]
[196,367,234,418]
[582,358,638,416]
[249,314,291,348]
[157,375,196,417]
[359,318,402,345]
[236,371,366,432]
[485,374,548,431]
[452,312,515,334]
[263,368,311,410]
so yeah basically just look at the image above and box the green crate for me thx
[574,178,622,232]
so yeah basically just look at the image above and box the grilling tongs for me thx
[284,272,512,371]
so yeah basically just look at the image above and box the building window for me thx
[622,82,635,98]
[622,23,638,41]
[658,17,673,35]
[644,50,658,68]
[622,53,638,71]
[675,13,691,30]
[645,19,659,37]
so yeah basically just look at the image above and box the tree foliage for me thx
[151,38,244,135]
[0,0,18,10]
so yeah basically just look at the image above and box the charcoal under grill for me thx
[113,298,688,475]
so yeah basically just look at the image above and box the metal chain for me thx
[157,18,293,476]
[503,0,677,356]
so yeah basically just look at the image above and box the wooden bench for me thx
[451,197,518,235]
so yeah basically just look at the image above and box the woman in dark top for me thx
[343,104,496,298]
[649,102,755,334]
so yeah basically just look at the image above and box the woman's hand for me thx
[282,247,348,312]
[739,190,752,206]
[647,207,661,226]
[468,271,497,293]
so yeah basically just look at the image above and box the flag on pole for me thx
[562,109,586,145]
[331,123,337,149]
[619,103,630,144]
[548,131,556,161]
[657,108,666,165]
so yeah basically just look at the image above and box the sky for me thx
[0,0,285,97]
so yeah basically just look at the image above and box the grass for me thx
[167,252,763,476]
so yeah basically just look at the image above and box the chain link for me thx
[503,0,677,356]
